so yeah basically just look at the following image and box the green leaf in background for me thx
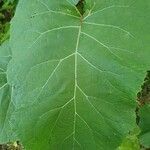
[0,0,150,149]
[139,104,150,148]
[118,127,140,150]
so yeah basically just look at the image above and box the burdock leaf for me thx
[1,0,150,149]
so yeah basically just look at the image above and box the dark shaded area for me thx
[136,71,150,124]
[0,1,13,23]
[0,0,18,44]
[76,0,85,16]
[136,107,140,124]
[137,71,150,106]
[136,71,150,150]
[0,141,22,150]
[140,145,150,150]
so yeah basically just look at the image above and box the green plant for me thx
[0,0,150,149]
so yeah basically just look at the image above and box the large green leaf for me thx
[1,0,150,149]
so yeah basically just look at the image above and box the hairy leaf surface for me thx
[1,0,150,149]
